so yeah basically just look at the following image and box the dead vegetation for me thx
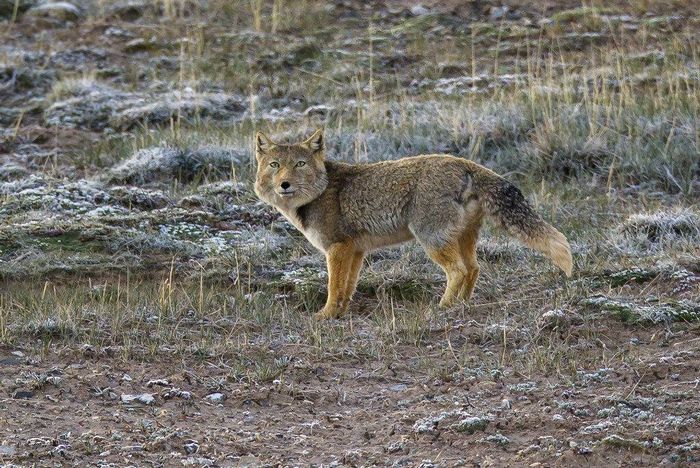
[0,0,699,465]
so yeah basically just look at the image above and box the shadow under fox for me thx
[254,130,572,319]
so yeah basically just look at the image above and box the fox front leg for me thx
[314,242,358,320]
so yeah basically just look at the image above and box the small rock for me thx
[146,379,170,388]
[184,440,199,454]
[500,399,512,410]
[204,392,226,403]
[121,393,156,405]
[162,388,192,400]
[92,386,118,400]
[46,375,62,386]
[182,457,215,466]
[51,444,71,457]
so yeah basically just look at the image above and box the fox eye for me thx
[269,161,280,168]
[295,161,306,168]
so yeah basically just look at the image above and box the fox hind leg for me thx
[457,227,480,302]
[343,251,365,304]
[423,243,468,308]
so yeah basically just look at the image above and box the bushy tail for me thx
[471,167,573,276]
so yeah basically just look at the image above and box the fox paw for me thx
[313,306,342,320]
[439,296,469,309]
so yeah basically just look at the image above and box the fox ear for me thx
[255,132,275,156]
[302,129,324,153]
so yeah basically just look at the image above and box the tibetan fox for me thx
[254,130,572,319]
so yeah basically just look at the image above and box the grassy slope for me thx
[0,0,699,465]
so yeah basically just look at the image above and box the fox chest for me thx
[277,208,327,252]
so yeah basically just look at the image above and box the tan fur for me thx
[254,130,573,319]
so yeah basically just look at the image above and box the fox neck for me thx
[274,201,309,231]
[275,202,326,252]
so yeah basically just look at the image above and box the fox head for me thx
[254,129,329,209]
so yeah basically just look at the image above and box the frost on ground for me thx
[618,209,700,250]
[1,0,700,466]
[44,80,246,130]
[582,295,700,323]
[108,146,245,183]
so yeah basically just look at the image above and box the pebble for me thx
[184,440,199,454]
[146,379,170,387]
[204,392,226,403]
[121,393,156,405]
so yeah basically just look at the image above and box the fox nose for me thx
[280,181,291,190]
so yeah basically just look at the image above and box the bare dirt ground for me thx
[1,0,699,466]
[2,307,700,466]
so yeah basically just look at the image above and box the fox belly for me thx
[351,228,414,251]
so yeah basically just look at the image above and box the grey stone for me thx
[121,393,156,405]
[204,392,225,403]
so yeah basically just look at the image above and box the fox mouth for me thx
[277,190,296,198]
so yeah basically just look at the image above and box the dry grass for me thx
[0,1,699,464]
